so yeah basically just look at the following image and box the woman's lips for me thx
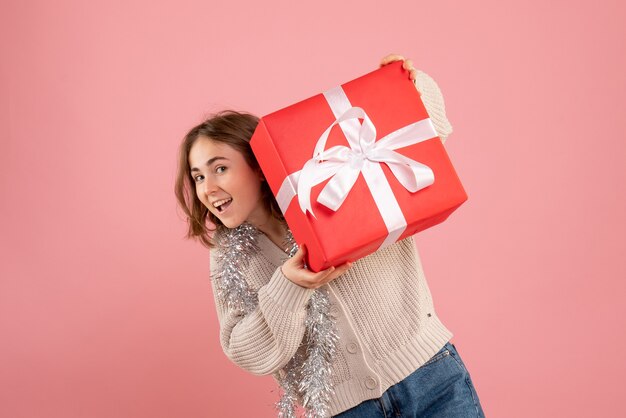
[216,198,233,214]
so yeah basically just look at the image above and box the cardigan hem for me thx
[327,315,453,416]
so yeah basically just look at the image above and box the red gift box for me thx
[250,61,467,272]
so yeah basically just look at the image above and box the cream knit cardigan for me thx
[209,70,455,417]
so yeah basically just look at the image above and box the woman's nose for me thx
[203,178,218,196]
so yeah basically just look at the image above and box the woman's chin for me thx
[221,218,244,229]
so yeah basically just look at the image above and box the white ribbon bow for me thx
[276,86,438,248]
[297,106,436,216]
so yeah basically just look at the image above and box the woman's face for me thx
[188,136,267,229]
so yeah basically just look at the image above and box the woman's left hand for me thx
[380,53,417,82]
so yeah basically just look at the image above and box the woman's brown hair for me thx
[175,110,284,248]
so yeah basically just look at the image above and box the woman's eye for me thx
[215,166,227,174]
[194,175,204,182]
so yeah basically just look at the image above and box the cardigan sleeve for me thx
[209,250,314,376]
[414,70,453,144]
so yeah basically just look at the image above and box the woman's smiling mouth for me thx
[213,197,233,214]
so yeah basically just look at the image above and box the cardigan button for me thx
[365,376,377,390]
[346,342,358,354]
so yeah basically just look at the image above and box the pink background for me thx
[1,0,624,417]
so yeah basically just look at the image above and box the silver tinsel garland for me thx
[212,223,339,418]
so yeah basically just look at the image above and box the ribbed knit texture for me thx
[208,69,454,416]
[415,70,453,143]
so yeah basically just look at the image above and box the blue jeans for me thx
[333,342,485,417]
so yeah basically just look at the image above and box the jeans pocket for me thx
[422,346,451,367]
[447,343,486,417]
[448,343,469,372]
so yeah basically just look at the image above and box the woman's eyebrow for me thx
[190,156,229,172]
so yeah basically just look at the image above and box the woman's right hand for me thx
[281,245,352,289]
[380,53,417,82]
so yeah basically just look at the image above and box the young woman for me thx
[175,54,485,417]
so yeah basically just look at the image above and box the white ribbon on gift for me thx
[276,86,438,248]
